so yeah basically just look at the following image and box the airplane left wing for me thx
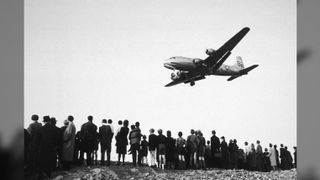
[164,79,185,87]
[205,27,250,69]
[165,75,205,87]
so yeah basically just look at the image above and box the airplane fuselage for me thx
[164,56,244,76]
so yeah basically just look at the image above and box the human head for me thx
[88,115,93,122]
[123,119,129,127]
[257,140,260,144]
[244,141,248,145]
[269,143,273,147]
[108,119,112,124]
[31,114,39,121]
[264,148,268,152]
[143,135,146,140]
[178,131,182,137]
[68,115,74,122]
[63,119,69,126]
[50,117,57,126]
[43,115,50,123]
[285,146,288,150]
[102,119,107,124]
[190,129,194,134]
[221,136,225,141]
[135,121,140,127]
[274,144,277,148]
[280,144,284,147]
[149,128,155,134]
[130,125,135,130]
[167,130,171,137]
[212,130,216,135]
[118,120,122,125]
[293,146,297,150]
[233,139,237,143]
[207,140,210,145]
[158,129,162,135]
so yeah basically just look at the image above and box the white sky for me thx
[24,0,296,157]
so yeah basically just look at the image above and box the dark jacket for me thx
[99,125,114,146]
[148,134,158,151]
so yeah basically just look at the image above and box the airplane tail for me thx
[235,56,245,69]
[227,64,259,81]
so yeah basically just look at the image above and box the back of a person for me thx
[148,134,158,151]
[100,125,113,144]
[130,128,140,145]
[187,134,198,152]
[37,124,58,152]
[82,122,96,141]
[176,137,185,149]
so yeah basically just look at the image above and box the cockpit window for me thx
[170,57,176,59]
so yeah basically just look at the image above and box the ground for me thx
[51,163,297,180]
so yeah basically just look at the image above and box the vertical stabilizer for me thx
[236,56,244,69]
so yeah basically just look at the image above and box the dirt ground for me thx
[51,163,297,180]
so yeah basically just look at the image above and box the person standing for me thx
[140,135,149,166]
[99,119,114,166]
[210,130,220,168]
[268,143,277,171]
[27,114,42,176]
[116,119,129,165]
[197,131,206,170]
[249,143,257,171]
[148,128,158,168]
[35,116,60,180]
[165,130,176,169]
[176,131,186,170]
[80,115,97,166]
[256,140,263,171]
[280,144,286,170]
[187,129,199,169]
[274,145,280,170]
[204,141,212,168]
[263,148,271,172]
[157,129,166,169]
[61,115,76,170]
[220,136,228,169]
[129,125,141,166]
[49,117,62,170]
[244,141,251,170]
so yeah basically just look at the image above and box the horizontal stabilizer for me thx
[240,64,259,74]
[227,75,241,81]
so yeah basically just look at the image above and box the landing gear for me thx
[190,81,195,86]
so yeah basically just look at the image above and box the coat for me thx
[62,121,76,162]
[36,123,60,171]
[268,147,277,166]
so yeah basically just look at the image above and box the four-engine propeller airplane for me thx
[164,27,259,87]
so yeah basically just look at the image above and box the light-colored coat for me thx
[62,121,76,162]
[268,147,277,166]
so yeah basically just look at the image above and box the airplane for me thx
[163,27,259,87]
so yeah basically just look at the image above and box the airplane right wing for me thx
[205,27,250,70]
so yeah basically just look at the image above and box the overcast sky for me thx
[25,0,296,157]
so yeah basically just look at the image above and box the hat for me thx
[43,115,50,122]
[68,115,74,121]
[102,119,107,123]
[220,136,225,139]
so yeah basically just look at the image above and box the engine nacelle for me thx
[171,70,186,80]
[193,58,203,65]
[206,48,216,56]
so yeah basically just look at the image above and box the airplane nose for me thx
[164,62,175,70]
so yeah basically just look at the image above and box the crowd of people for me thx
[24,114,297,180]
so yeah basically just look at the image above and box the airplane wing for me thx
[205,27,250,69]
[165,75,205,87]
[164,79,185,87]
[240,64,259,74]
[227,75,241,81]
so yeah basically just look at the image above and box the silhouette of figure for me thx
[116,119,129,165]
[176,131,186,169]
[148,128,158,167]
[35,116,60,180]
[79,115,97,166]
[99,119,114,166]
[187,129,199,169]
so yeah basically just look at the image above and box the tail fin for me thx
[235,56,244,69]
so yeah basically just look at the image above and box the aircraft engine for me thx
[206,48,216,56]
[193,58,203,65]
[171,70,182,80]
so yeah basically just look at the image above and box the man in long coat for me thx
[27,114,42,175]
[36,116,60,180]
[210,130,220,168]
[62,116,76,170]
[80,115,97,166]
